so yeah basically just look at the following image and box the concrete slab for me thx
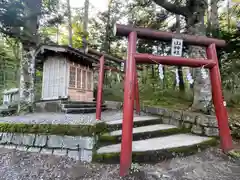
[97,134,213,154]
[106,116,160,125]
[108,124,177,136]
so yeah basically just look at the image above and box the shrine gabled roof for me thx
[35,44,99,65]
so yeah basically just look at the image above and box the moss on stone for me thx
[92,138,217,163]
[98,127,191,147]
[107,117,163,132]
[228,150,240,159]
[0,122,108,137]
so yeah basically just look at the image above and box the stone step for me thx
[106,116,162,130]
[62,101,97,105]
[99,124,187,145]
[62,103,106,109]
[93,134,217,163]
[63,107,107,114]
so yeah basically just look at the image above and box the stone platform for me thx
[0,110,135,125]
[0,109,219,163]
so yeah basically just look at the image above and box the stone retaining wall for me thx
[0,132,95,162]
[141,105,219,137]
[105,101,123,110]
[141,105,240,138]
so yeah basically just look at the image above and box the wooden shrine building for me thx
[36,45,99,102]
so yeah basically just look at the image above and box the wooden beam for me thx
[114,24,226,47]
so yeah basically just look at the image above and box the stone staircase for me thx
[35,99,107,114]
[62,101,107,114]
[93,116,217,163]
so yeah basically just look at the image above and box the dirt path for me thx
[0,147,239,180]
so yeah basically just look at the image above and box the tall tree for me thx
[66,0,73,46]
[152,0,213,114]
[210,0,220,37]
[0,0,61,112]
[18,0,42,112]
[83,0,89,51]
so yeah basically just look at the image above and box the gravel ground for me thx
[0,147,239,180]
[0,110,148,125]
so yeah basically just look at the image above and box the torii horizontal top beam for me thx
[114,24,226,47]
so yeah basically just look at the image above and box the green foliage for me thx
[102,83,123,102]
[0,39,18,93]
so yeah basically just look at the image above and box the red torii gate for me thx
[113,24,233,176]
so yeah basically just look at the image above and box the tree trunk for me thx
[103,0,112,53]
[210,0,222,69]
[83,0,89,50]
[187,17,212,114]
[18,45,36,113]
[18,0,41,113]
[152,0,212,113]
[206,0,211,36]
[210,0,219,37]
[66,0,73,46]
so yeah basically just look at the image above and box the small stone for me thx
[191,125,203,135]
[196,115,218,127]
[53,149,67,156]
[182,112,197,123]
[204,127,219,137]
[41,148,53,155]
[80,149,93,162]
[16,146,28,151]
[169,119,180,127]
[4,145,16,149]
[62,136,80,149]
[162,117,170,124]
[11,134,23,145]
[47,135,63,148]
[83,137,95,149]
[22,134,35,146]
[183,122,192,129]
[157,108,165,116]
[163,109,172,117]
[172,110,182,120]
[34,135,47,147]
[0,133,13,144]
[145,107,159,115]
[68,150,80,160]
[27,147,41,153]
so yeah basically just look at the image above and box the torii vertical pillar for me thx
[96,55,105,120]
[207,44,233,152]
[120,31,137,176]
